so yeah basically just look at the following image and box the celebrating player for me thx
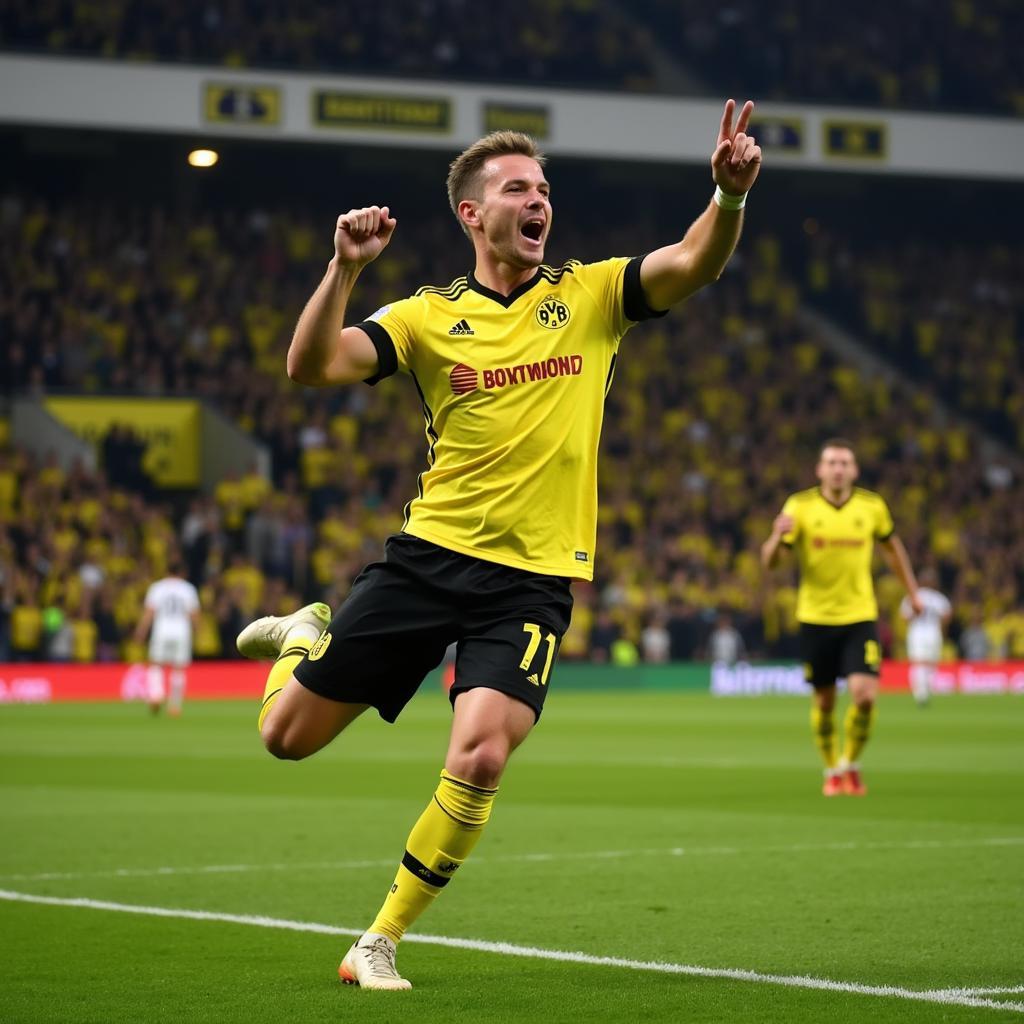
[761,440,922,796]
[236,100,762,988]
[900,567,952,706]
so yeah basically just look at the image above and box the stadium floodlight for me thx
[187,148,219,168]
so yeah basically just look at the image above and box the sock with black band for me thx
[368,770,497,944]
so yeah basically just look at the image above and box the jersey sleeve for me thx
[144,583,157,609]
[874,497,895,541]
[353,295,423,384]
[780,494,800,546]
[186,584,201,612]
[575,257,669,340]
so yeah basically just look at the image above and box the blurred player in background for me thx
[761,440,922,796]
[133,558,200,716]
[901,567,951,706]
[236,99,762,989]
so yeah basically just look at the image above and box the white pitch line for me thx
[928,986,1024,997]
[2,834,1021,884]
[0,889,1020,1014]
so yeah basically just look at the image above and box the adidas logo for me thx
[449,319,474,335]
[527,673,540,686]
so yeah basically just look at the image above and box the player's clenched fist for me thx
[334,205,397,269]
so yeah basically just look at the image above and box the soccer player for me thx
[237,99,762,989]
[133,558,201,716]
[900,567,951,706]
[761,440,923,797]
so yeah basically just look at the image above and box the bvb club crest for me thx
[536,296,571,330]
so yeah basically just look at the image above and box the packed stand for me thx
[1,191,1021,664]
[803,232,1022,448]
[640,0,1024,114]
[0,0,657,92]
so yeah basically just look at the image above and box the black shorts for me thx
[799,621,882,689]
[293,533,573,723]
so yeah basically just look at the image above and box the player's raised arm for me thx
[640,99,762,311]
[287,205,398,386]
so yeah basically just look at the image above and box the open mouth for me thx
[520,219,544,242]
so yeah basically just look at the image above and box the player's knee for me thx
[260,719,307,761]
[449,739,509,788]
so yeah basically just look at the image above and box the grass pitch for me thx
[1,688,1022,1023]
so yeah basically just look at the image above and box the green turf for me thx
[1,690,1022,1023]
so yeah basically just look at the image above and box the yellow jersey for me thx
[781,487,895,625]
[359,257,665,579]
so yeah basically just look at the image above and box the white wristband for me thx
[714,185,747,211]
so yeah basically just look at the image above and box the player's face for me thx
[816,447,858,492]
[474,154,552,268]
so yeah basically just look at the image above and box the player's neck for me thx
[472,255,539,296]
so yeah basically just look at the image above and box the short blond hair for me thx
[446,131,546,233]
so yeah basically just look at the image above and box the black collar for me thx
[819,487,854,510]
[468,269,544,308]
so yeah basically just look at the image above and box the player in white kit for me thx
[134,560,201,716]
[900,568,952,707]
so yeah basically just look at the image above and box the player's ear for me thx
[458,199,481,231]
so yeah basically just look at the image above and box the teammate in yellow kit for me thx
[237,100,763,989]
[761,440,922,797]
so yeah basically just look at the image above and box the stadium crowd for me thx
[643,0,1023,114]
[0,0,657,92]
[803,232,1022,447]
[2,188,1022,665]
[2,1,1020,113]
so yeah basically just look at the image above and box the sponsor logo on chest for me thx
[449,354,584,395]
[811,536,866,549]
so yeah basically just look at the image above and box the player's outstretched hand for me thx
[711,100,762,197]
[334,206,397,268]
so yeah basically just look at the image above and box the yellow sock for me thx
[369,770,497,944]
[257,634,313,731]
[842,703,875,764]
[810,705,838,768]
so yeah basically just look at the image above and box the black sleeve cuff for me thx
[623,254,669,323]
[357,320,399,386]
[781,539,794,548]
[877,529,895,542]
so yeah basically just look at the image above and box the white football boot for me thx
[338,933,412,990]
[235,602,332,660]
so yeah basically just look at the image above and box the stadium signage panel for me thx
[2,56,1023,178]
[0,662,268,702]
[2,662,1023,702]
[313,91,451,132]
[44,397,200,488]
[203,82,281,126]
[824,120,887,159]
[483,102,550,139]
[748,117,804,152]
